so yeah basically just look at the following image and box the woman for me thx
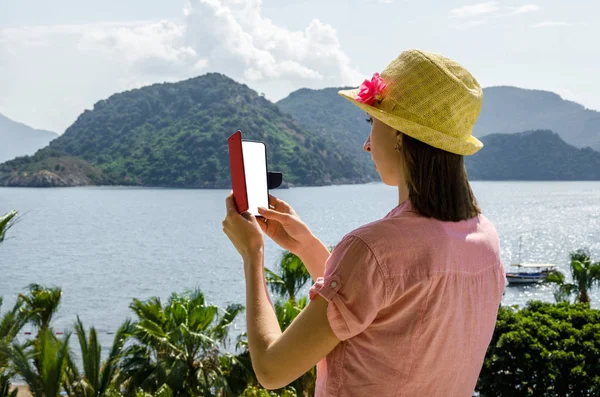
[222,49,506,397]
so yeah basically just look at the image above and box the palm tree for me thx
[2,328,71,397]
[2,285,67,397]
[546,248,600,304]
[18,284,63,330]
[1,298,24,397]
[265,251,312,303]
[1,297,29,360]
[1,295,32,397]
[63,316,132,397]
[118,290,243,397]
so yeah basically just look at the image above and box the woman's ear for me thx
[394,131,402,152]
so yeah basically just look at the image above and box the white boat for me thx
[506,263,557,284]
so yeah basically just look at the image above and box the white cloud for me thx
[509,4,540,14]
[450,2,499,18]
[78,20,205,77]
[0,0,363,131]
[181,0,361,86]
[532,21,570,28]
[71,0,361,87]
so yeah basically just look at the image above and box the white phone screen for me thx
[242,141,269,216]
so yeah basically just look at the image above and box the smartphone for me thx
[228,130,269,217]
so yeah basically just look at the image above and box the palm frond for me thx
[18,284,63,330]
[590,262,600,288]
[545,270,565,285]
[212,304,244,345]
[0,298,28,345]
[39,328,71,397]
[5,342,42,397]
[0,211,18,245]
[0,371,18,397]
[553,283,576,303]
[99,318,134,395]
[129,298,164,325]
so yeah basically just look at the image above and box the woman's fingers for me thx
[268,194,292,213]
[257,207,290,223]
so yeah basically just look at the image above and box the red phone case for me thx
[228,130,249,213]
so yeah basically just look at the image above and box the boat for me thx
[506,236,558,285]
[506,263,558,284]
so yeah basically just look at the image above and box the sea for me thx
[1,182,599,356]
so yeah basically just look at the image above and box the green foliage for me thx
[265,251,312,302]
[465,130,600,180]
[63,316,132,397]
[3,328,71,397]
[546,248,600,304]
[117,289,243,396]
[477,301,600,396]
[0,373,17,397]
[1,284,67,397]
[0,211,17,245]
[241,385,297,396]
[0,298,29,357]
[277,87,378,183]
[18,284,63,330]
[1,74,373,188]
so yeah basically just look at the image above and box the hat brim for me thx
[338,88,483,156]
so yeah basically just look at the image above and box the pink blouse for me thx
[309,200,506,397]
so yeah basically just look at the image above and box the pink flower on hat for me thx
[356,72,387,105]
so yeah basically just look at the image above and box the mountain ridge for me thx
[2,76,599,187]
[0,113,58,163]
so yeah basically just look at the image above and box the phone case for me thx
[228,130,249,213]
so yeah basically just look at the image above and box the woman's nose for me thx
[363,135,371,152]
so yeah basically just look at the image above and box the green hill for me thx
[474,86,600,151]
[0,74,372,188]
[0,113,58,163]
[465,130,600,180]
[277,87,378,181]
[4,80,599,187]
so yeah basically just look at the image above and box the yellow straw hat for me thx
[339,49,483,155]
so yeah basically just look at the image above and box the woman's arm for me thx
[297,235,331,281]
[244,250,340,390]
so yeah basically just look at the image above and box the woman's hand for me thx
[257,195,315,257]
[222,192,264,261]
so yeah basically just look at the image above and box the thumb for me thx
[257,207,289,223]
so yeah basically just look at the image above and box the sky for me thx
[0,0,598,134]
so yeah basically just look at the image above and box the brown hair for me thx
[399,133,481,222]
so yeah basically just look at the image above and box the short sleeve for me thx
[308,234,387,341]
